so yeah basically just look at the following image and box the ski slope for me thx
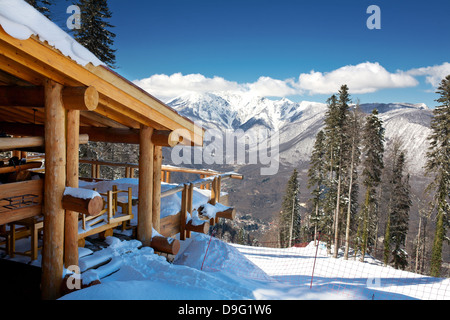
[60,234,449,300]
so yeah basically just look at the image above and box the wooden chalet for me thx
[0,4,241,299]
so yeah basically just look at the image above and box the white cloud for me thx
[297,62,418,95]
[407,62,450,87]
[133,62,424,102]
[246,76,297,97]
[133,73,242,102]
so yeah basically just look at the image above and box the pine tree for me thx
[343,103,363,260]
[382,138,403,266]
[279,169,301,247]
[321,89,351,255]
[307,130,327,243]
[332,85,351,258]
[73,0,116,68]
[385,151,411,269]
[25,0,53,18]
[359,109,385,262]
[425,75,450,277]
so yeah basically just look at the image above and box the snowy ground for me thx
[58,233,450,300]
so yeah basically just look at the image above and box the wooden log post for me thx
[151,236,181,255]
[214,176,221,224]
[65,109,80,268]
[137,125,154,247]
[152,145,162,233]
[186,183,194,237]
[209,177,218,226]
[180,184,188,241]
[42,79,66,300]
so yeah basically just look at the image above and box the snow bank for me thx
[64,187,101,200]
[0,0,104,67]
[174,234,271,283]
[61,235,258,300]
[58,235,450,301]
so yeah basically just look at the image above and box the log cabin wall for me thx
[0,5,206,299]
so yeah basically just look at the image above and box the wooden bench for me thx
[0,179,44,261]
[9,216,44,261]
[78,186,134,247]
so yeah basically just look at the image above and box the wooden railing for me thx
[0,179,44,225]
[160,172,242,240]
[79,159,243,240]
[79,158,222,185]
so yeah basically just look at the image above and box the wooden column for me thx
[137,125,154,246]
[186,183,194,238]
[180,184,188,241]
[152,145,162,233]
[42,79,66,300]
[64,109,80,268]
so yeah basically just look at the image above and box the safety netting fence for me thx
[200,232,450,300]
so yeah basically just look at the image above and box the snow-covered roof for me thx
[0,0,204,146]
[0,0,104,67]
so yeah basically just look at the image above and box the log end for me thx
[87,196,104,216]
[216,207,236,221]
[186,220,210,235]
[151,236,181,255]
[84,86,99,111]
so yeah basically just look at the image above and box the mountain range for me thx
[167,92,433,175]
[165,91,435,238]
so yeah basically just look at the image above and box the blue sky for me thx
[54,0,450,107]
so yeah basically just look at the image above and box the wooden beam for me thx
[80,110,130,129]
[5,122,44,136]
[152,145,162,233]
[65,109,80,268]
[0,137,51,151]
[62,194,103,217]
[185,220,210,234]
[151,130,184,147]
[0,134,88,152]
[215,207,236,220]
[62,86,98,111]
[137,125,154,247]
[0,205,43,226]
[0,86,98,111]
[42,79,66,300]
[79,127,139,144]
[0,122,137,144]
[151,236,180,255]
[0,162,42,174]
[0,86,44,107]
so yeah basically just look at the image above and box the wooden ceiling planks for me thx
[0,27,204,146]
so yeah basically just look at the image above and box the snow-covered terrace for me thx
[0,0,243,300]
